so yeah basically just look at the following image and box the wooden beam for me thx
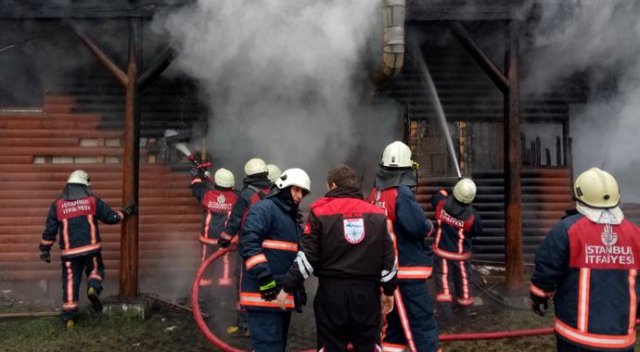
[119,18,142,299]
[138,47,175,91]
[504,20,523,291]
[68,21,128,87]
[450,21,509,93]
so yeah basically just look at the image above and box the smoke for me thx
[155,0,402,196]
[520,0,640,202]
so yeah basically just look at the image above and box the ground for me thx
[0,279,565,352]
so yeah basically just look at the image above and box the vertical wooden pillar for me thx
[119,18,141,299]
[504,20,523,291]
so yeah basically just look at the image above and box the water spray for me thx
[409,34,462,179]
[164,129,214,182]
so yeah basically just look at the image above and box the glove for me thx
[190,167,206,179]
[218,232,232,248]
[121,204,137,217]
[259,276,279,301]
[39,250,51,263]
[530,292,549,317]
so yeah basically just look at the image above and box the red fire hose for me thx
[191,249,639,351]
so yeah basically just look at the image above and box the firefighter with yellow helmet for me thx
[531,167,640,351]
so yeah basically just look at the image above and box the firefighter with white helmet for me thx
[431,178,483,323]
[531,167,640,352]
[220,157,272,337]
[239,168,311,351]
[39,170,136,329]
[190,167,239,307]
[267,164,282,183]
[368,141,440,352]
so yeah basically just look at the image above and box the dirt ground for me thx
[0,278,635,352]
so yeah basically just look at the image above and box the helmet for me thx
[267,164,282,183]
[380,141,413,168]
[67,170,90,186]
[275,168,311,193]
[244,158,268,176]
[574,167,620,208]
[453,178,476,204]
[214,168,235,188]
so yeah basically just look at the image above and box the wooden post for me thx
[119,18,141,299]
[504,20,523,291]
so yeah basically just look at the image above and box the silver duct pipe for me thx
[371,0,406,86]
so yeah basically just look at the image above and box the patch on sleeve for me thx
[343,218,366,244]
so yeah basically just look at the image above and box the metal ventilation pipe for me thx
[371,0,406,86]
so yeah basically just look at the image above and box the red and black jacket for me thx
[39,191,122,258]
[368,185,434,281]
[191,178,239,245]
[222,175,271,241]
[282,186,397,296]
[430,190,482,261]
[531,211,640,350]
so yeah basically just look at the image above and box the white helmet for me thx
[381,141,413,168]
[244,158,268,176]
[214,168,235,188]
[267,164,282,183]
[275,168,311,193]
[67,170,90,186]
[453,178,476,204]
[574,167,620,208]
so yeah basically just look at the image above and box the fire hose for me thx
[192,249,640,351]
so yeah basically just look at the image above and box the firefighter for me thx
[267,164,282,183]
[38,170,136,329]
[368,141,440,352]
[531,167,640,352]
[190,167,239,307]
[239,168,311,351]
[430,178,483,323]
[279,164,397,351]
[219,157,272,337]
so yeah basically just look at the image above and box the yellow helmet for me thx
[453,178,476,204]
[67,170,90,186]
[214,168,235,188]
[574,167,620,208]
[267,164,282,183]
[244,158,268,176]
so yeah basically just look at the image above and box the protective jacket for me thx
[282,186,397,295]
[224,174,271,238]
[531,210,640,350]
[368,185,434,281]
[239,196,302,312]
[191,178,239,245]
[430,190,482,261]
[39,184,122,258]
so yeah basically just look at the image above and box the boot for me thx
[65,319,75,330]
[87,287,103,312]
[226,324,250,337]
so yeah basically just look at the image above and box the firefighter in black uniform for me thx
[219,157,273,337]
[38,170,136,329]
[280,164,397,351]
[431,178,482,323]
[239,168,311,351]
[190,167,239,307]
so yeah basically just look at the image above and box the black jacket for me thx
[283,186,397,296]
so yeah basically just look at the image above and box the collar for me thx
[325,186,363,199]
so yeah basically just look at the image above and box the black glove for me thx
[530,292,549,317]
[258,276,279,301]
[218,232,232,248]
[190,167,206,179]
[121,204,137,217]
[39,250,51,263]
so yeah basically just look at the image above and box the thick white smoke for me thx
[156,0,402,195]
[521,0,640,202]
